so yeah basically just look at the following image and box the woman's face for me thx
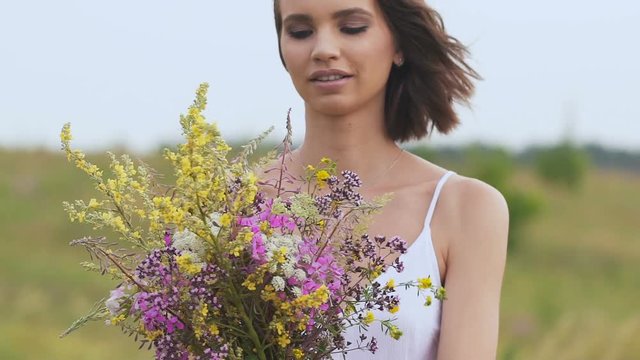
[278,0,400,116]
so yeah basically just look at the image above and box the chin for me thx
[306,96,361,117]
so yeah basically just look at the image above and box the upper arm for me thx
[436,178,509,360]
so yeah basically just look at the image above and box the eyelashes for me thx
[341,26,368,35]
[287,26,369,40]
[288,30,313,39]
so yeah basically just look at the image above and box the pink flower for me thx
[302,279,320,295]
[251,233,266,262]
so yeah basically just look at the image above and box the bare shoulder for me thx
[431,173,509,265]
[402,154,509,235]
[447,175,509,227]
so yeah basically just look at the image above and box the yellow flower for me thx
[344,303,356,316]
[219,213,232,227]
[243,279,257,291]
[209,324,219,335]
[280,302,291,312]
[269,320,292,348]
[424,295,433,307]
[389,305,399,314]
[87,198,101,209]
[320,157,332,164]
[292,349,304,359]
[277,334,291,348]
[216,142,231,153]
[315,170,330,182]
[259,220,270,233]
[275,247,288,264]
[385,279,395,290]
[369,265,383,280]
[261,284,278,302]
[176,253,202,275]
[109,314,126,325]
[130,180,143,191]
[180,157,191,175]
[389,325,403,340]
[417,277,432,290]
[60,123,73,142]
[111,216,127,233]
[291,285,329,309]
[363,311,375,325]
[231,245,244,257]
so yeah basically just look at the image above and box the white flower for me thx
[172,229,207,263]
[265,234,301,262]
[271,276,286,292]
[282,262,296,278]
[294,269,307,282]
[105,286,126,316]
[291,286,302,298]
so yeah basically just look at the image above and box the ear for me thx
[393,52,405,67]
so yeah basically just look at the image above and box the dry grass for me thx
[499,169,640,359]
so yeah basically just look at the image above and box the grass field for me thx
[1,149,638,359]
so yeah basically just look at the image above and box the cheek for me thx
[350,31,395,72]
[353,45,394,89]
[281,47,310,94]
[281,40,306,73]
[370,38,396,72]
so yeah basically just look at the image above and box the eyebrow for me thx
[282,7,373,25]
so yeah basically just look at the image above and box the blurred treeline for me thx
[1,140,639,359]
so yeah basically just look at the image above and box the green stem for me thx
[228,282,267,360]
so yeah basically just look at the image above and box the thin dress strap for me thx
[425,171,456,226]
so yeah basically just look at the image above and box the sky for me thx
[1,0,639,153]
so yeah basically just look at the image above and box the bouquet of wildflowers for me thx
[60,83,445,359]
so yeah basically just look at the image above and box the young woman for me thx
[271,1,509,359]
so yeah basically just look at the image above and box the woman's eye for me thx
[287,30,313,39]
[341,26,368,35]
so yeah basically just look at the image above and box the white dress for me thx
[333,171,455,360]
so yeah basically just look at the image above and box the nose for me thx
[311,28,340,63]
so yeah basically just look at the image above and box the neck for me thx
[292,101,403,189]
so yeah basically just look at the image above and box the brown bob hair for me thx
[273,0,480,142]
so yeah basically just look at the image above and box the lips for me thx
[314,74,350,82]
[309,69,353,82]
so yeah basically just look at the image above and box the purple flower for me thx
[388,236,408,254]
[154,333,189,360]
[367,337,378,353]
[341,170,362,188]
[393,257,405,273]
[164,231,172,247]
